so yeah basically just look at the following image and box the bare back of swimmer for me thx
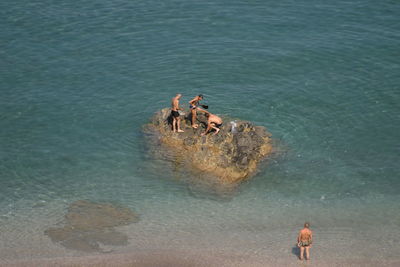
[171,94,184,133]
[297,222,313,260]
[200,111,223,136]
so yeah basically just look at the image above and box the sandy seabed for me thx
[2,219,400,267]
[2,250,400,267]
[2,196,400,267]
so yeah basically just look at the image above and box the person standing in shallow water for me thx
[171,94,184,133]
[297,222,313,260]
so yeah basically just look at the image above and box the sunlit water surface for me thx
[1,0,399,263]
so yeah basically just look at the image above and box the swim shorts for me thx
[171,110,180,118]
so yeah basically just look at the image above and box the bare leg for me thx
[299,246,304,260]
[177,117,184,132]
[191,109,198,128]
[305,247,310,260]
[210,124,220,135]
[212,127,220,135]
[172,117,176,132]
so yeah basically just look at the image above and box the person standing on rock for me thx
[297,222,313,261]
[201,110,223,136]
[171,93,184,133]
[188,94,204,129]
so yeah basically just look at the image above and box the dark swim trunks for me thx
[171,110,180,118]
[214,123,222,128]
[299,241,311,247]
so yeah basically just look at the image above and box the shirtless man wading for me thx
[171,94,184,133]
[201,111,223,136]
[297,222,313,260]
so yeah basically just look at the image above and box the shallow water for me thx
[1,0,400,263]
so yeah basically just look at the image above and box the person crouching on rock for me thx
[188,94,204,129]
[201,111,223,136]
[171,93,184,133]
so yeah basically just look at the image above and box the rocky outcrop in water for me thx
[45,200,139,252]
[144,108,273,185]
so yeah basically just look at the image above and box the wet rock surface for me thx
[45,200,139,252]
[144,108,273,185]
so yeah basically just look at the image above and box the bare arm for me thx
[201,123,212,136]
[189,97,197,105]
[197,108,209,114]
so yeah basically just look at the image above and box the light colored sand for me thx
[2,213,400,267]
[1,249,400,267]
[2,197,400,267]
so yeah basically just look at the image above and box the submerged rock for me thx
[45,200,139,252]
[144,108,273,185]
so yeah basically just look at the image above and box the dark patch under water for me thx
[45,200,139,252]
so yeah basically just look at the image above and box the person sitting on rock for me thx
[171,93,184,133]
[201,111,223,136]
[188,94,204,129]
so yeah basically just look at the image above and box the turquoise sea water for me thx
[1,0,400,262]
